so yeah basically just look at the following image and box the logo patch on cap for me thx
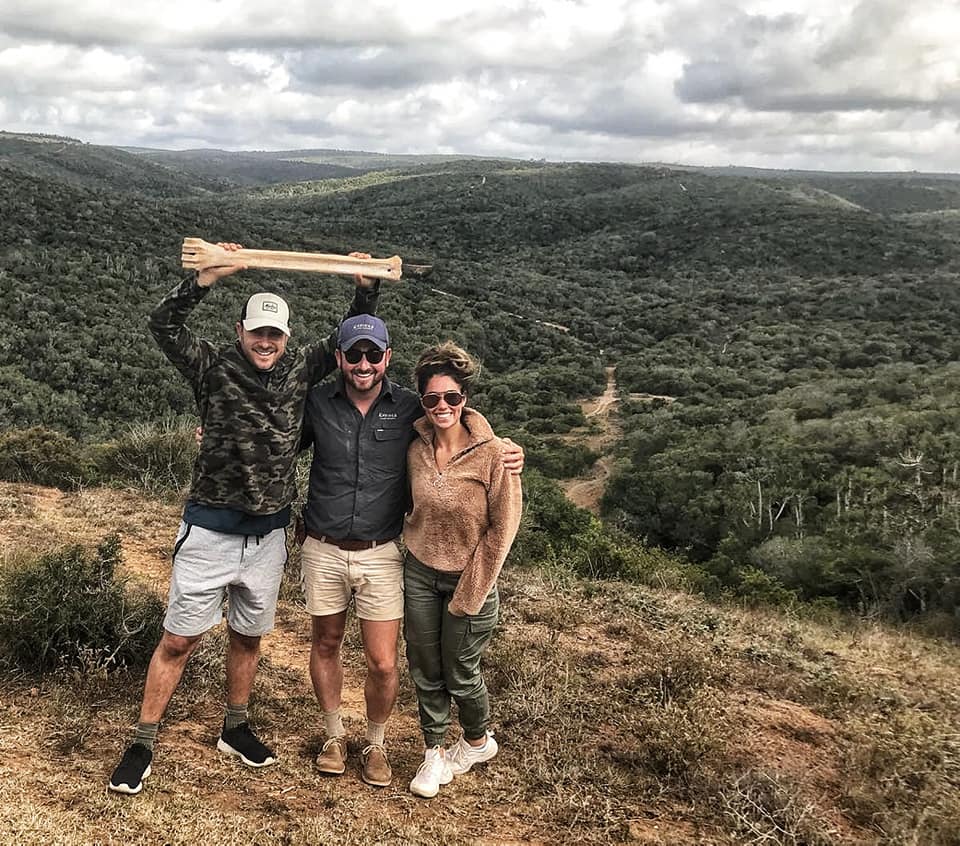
[337,314,390,350]
[262,302,279,313]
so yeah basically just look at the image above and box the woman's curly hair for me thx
[414,341,481,395]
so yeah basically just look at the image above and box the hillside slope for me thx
[1,480,957,845]
[2,136,960,624]
[0,135,223,196]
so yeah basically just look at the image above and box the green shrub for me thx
[95,417,197,497]
[0,534,164,673]
[566,520,693,588]
[566,521,635,579]
[522,470,594,542]
[524,436,600,478]
[0,426,97,488]
[735,566,801,608]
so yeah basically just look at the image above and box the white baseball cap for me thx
[241,292,291,336]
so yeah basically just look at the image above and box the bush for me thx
[735,566,800,609]
[0,534,164,673]
[567,520,695,590]
[567,521,645,580]
[719,770,839,845]
[95,417,197,497]
[841,710,960,845]
[615,690,728,783]
[0,426,97,488]
[524,436,600,478]
[522,470,593,541]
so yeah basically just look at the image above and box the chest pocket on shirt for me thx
[368,426,409,479]
[373,427,404,442]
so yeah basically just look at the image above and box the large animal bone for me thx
[180,238,404,281]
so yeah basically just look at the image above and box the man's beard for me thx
[344,369,385,395]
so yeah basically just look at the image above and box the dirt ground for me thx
[0,483,555,844]
[1,482,957,845]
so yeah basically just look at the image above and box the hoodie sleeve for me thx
[148,275,217,395]
[448,445,523,616]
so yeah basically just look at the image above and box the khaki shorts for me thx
[300,537,403,621]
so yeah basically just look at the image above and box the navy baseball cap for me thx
[338,315,390,350]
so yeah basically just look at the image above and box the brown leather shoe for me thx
[315,736,347,775]
[361,744,392,787]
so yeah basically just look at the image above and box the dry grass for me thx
[0,481,958,845]
[718,770,840,845]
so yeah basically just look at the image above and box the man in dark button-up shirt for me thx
[301,376,421,542]
[299,315,414,788]
[299,315,523,789]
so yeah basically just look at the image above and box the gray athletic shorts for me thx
[164,522,288,638]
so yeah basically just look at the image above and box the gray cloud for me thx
[670,0,959,121]
[287,47,465,91]
[0,0,957,171]
[815,0,909,68]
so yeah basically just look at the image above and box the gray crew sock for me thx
[365,719,386,747]
[323,709,345,739]
[134,721,159,750]
[224,702,249,731]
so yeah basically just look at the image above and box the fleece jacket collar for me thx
[413,406,496,455]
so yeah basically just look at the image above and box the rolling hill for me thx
[1,132,960,624]
[1,132,959,845]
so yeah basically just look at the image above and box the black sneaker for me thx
[217,722,277,768]
[108,743,153,795]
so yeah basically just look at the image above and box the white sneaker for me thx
[409,746,454,798]
[446,731,499,775]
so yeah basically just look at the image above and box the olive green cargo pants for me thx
[403,554,499,748]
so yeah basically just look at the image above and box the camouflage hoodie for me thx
[149,275,379,515]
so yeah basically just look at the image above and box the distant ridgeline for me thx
[2,133,960,629]
[0,130,84,144]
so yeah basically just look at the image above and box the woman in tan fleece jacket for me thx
[403,341,523,799]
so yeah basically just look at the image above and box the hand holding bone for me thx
[347,250,376,289]
[182,238,403,281]
[196,242,247,288]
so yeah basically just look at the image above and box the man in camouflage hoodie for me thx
[109,243,379,795]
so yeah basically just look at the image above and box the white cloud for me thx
[0,0,957,171]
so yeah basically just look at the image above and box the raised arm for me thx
[148,242,247,386]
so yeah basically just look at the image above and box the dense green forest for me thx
[2,132,959,629]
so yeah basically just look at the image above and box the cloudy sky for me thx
[1,0,958,172]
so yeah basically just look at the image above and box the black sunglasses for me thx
[342,347,386,365]
[421,391,466,409]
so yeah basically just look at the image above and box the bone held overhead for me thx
[179,237,432,281]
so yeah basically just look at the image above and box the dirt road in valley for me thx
[559,367,673,513]
[559,366,620,513]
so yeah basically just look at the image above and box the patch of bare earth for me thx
[0,482,178,586]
